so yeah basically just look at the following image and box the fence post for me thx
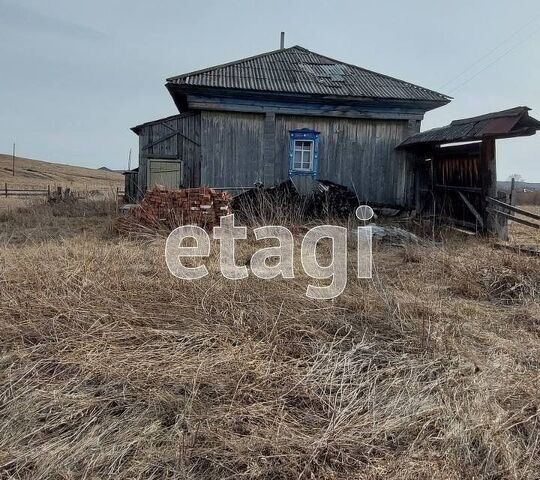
[47,185,50,200]
[509,177,515,206]
[4,183,7,197]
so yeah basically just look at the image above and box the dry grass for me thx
[1,200,539,479]
[0,153,123,191]
[508,205,540,247]
[514,191,540,206]
[0,197,32,212]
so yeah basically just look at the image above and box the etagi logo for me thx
[165,205,374,300]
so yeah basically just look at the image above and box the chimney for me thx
[280,32,285,49]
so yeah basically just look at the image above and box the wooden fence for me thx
[486,196,540,248]
[487,196,540,230]
[3,183,124,199]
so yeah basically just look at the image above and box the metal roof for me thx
[398,107,540,148]
[131,112,194,135]
[166,46,450,103]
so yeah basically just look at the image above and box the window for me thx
[288,129,320,177]
[293,140,314,171]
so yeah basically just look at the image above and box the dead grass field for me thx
[0,199,539,479]
[508,205,540,246]
[0,153,123,191]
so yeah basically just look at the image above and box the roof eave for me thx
[397,107,540,149]
[166,83,450,111]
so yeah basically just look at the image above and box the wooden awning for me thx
[398,106,540,149]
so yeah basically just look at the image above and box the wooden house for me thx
[131,45,450,207]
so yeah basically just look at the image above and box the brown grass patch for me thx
[0,203,539,479]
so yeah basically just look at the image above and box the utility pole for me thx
[127,148,132,170]
[12,143,15,176]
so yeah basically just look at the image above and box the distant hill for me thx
[0,154,123,190]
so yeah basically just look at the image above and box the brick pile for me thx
[117,186,231,233]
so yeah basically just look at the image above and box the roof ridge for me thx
[166,45,306,82]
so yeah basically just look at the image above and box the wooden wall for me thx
[274,115,416,207]
[200,111,265,188]
[137,109,418,208]
[137,112,200,197]
[124,171,139,203]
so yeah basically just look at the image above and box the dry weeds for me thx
[0,200,539,479]
[508,206,540,247]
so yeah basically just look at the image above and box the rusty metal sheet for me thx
[479,116,521,135]
[399,107,540,148]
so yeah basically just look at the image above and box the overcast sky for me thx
[1,0,539,181]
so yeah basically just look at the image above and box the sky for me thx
[1,0,539,181]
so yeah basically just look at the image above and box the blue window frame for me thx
[288,129,320,177]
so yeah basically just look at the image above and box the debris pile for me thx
[232,179,361,224]
[48,186,76,203]
[313,180,359,216]
[370,225,421,244]
[117,186,231,233]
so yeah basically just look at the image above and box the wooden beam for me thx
[185,95,426,120]
[263,112,276,186]
[144,154,178,160]
[486,196,540,221]
[480,138,497,232]
[143,128,200,150]
[486,208,540,229]
[457,190,484,228]
[143,131,177,150]
[434,184,482,193]
[435,215,478,230]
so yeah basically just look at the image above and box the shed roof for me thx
[166,46,450,103]
[398,106,540,148]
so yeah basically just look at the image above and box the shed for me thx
[122,167,139,203]
[398,107,540,232]
[132,45,450,206]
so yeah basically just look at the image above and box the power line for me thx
[438,15,540,91]
[448,24,540,94]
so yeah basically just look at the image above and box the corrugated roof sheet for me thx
[166,46,450,103]
[398,107,540,148]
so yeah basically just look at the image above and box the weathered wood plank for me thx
[486,197,540,221]
[136,111,201,195]
[457,190,484,228]
[200,111,265,188]
[263,112,276,186]
[274,115,413,207]
[434,184,483,193]
[486,208,540,229]
[187,95,425,121]
[480,139,497,231]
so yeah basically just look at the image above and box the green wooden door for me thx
[147,160,182,189]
